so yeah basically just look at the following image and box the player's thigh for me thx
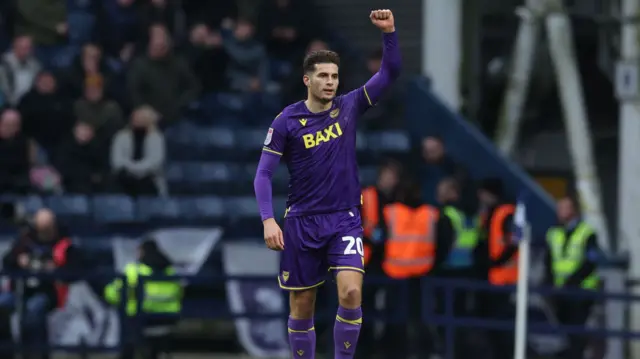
[278,216,329,291]
[327,214,365,275]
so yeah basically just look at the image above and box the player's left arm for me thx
[349,9,402,113]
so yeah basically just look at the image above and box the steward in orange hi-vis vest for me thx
[485,204,518,285]
[382,202,438,278]
[477,178,518,286]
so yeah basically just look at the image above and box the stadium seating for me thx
[0,94,411,241]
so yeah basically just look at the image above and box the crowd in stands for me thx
[0,0,406,199]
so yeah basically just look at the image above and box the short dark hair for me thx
[303,50,340,73]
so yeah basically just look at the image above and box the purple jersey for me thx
[263,92,369,216]
[255,31,401,221]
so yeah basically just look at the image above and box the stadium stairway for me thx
[406,77,556,240]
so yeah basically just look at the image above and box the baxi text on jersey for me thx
[302,122,343,149]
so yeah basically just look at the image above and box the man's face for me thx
[0,111,21,139]
[148,27,169,58]
[422,137,444,163]
[378,167,399,192]
[36,73,56,94]
[437,181,457,204]
[84,85,103,102]
[13,36,32,61]
[74,123,94,144]
[477,189,495,207]
[304,63,339,103]
[557,198,576,223]
[234,21,254,41]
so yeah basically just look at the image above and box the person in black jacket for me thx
[0,208,80,359]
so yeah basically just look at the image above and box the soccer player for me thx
[253,9,401,359]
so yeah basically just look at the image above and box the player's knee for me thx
[338,283,362,308]
[289,290,316,319]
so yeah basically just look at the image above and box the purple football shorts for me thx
[278,208,365,290]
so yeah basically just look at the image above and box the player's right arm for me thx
[254,113,287,250]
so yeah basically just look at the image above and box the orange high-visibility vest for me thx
[361,186,379,266]
[382,203,437,279]
[488,204,518,285]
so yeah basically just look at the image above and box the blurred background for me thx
[0,0,634,358]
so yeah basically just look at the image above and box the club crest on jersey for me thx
[302,122,343,149]
[299,118,307,126]
[264,128,274,145]
[330,108,340,118]
[282,271,289,282]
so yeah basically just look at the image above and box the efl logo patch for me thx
[264,128,274,145]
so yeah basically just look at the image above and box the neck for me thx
[304,97,332,113]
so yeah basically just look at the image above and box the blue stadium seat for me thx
[47,195,90,217]
[182,162,233,184]
[21,195,44,213]
[356,131,368,151]
[137,197,181,221]
[166,162,184,184]
[225,197,258,219]
[166,122,200,145]
[368,131,410,152]
[195,127,235,149]
[215,93,244,113]
[92,195,135,223]
[179,197,225,220]
[235,129,266,151]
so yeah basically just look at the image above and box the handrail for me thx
[0,270,633,357]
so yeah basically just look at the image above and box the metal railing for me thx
[0,270,634,358]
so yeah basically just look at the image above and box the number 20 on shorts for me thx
[342,236,364,256]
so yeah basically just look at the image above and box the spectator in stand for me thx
[137,0,178,45]
[14,0,67,68]
[181,0,238,30]
[419,136,472,209]
[0,209,79,359]
[55,122,109,194]
[74,73,124,146]
[0,35,41,107]
[111,105,167,197]
[95,0,139,62]
[186,23,230,92]
[357,49,405,131]
[258,0,315,63]
[128,24,199,125]
[63,43,115,100]
[222,18,269,93]
[18,71,73,154]
[0,109,35,194]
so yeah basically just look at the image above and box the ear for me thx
[303,74,310,87]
